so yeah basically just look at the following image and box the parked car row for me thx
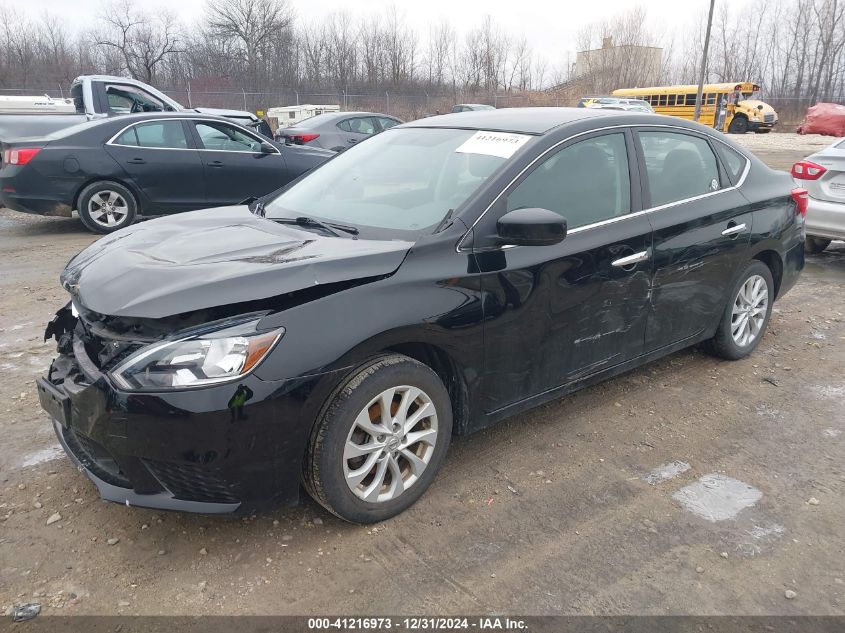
[34,106,805,523]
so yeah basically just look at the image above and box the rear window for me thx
[836,138,845,149]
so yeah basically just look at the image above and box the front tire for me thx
[303,354,453,523]
[805,237,831,254]
[77,181,137,234]
[728,116,748,134]
[705,260,774,360]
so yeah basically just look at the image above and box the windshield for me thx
[265,127,515,237]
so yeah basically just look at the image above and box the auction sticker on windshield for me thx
[454,131,531,159]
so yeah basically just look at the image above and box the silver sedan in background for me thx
[792,137,845,253]
[274,111,402,151]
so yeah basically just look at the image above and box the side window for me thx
[113,121,188,149]
[667,95,676,106]
[341,117,376,135]
[639,131,721,207]
[195,121,263,152]
[378,117,400,131]
[507,133,631,230]
[105,85,165,114]
[713,142,747,184]
[658,94,667,107]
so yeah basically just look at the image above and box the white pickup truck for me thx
[0,75,264,141]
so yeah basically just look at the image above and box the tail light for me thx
[791,187,809,217]
[285,133,320,145]
[791,160,826,180]
[3,147,41,166]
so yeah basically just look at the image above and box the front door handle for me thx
[127,158,145,164]
[208,161,224,168]
[612,250,650,268]
[722,223,747,237]
[347,138,358,144]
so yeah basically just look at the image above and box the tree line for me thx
[0,0,843,116]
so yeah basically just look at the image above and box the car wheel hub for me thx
[343,385,439,503]
[731,274,768,347]
[88,190,128,228]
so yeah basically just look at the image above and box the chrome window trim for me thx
[457,122,751,252]
[106,117,280,155]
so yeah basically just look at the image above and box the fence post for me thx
[58,84,64,99]
[295,91,299,105]
[242,88,247,111]
[186,81,192,108]
[385,91,389,114]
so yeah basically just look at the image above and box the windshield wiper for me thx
[274,216,359,236]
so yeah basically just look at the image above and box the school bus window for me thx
[667,95,676,106]
[684,94,696,106]
[659,95,667,106]
[706,93,716,105]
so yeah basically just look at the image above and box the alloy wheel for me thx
[731,274,769,347]
[343,385,439,503]
[87,190,129,228]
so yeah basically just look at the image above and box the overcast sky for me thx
[30,0,706,64]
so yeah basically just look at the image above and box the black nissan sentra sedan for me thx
[37,108,805,523]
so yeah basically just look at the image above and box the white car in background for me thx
[792,138,845,253]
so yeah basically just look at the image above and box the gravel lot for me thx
[0,134,843,617]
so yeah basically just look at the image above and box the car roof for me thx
[402,107,639,135]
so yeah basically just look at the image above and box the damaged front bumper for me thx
[36,304,320,513]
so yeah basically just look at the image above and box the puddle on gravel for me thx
[672,474,762,522]
[644,461,691,485]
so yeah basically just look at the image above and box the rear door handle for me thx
[347,139,358,144]
[612,251,650,267]
[722,223,746,236]
[208,161,224,168]
[127,158,145,164]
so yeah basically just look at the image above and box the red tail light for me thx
[791,187,809,217]
[285,133,320,145]
[3,147,41,166]
[791,160,826,180]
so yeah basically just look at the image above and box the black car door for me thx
[105,119,205,213]
[634,127,753,352]
[472,129,653,413]
[188,119,289,207]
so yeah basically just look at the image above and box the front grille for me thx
[764,114,775,123]
[144,460,239,503]
[64,427,131,488]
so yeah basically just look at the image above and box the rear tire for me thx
[303,354,452,523]
[728,116,748,134]
[805,237,831,254]
[77,181,137,234]
[705,260,774,360]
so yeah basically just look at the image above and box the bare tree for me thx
[95,0,183,83]
[205,0,293,87]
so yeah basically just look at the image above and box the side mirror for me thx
[497,207,567,247]
[260,142,276,154]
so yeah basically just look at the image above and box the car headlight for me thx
[110,320,284,391]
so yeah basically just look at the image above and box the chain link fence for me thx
[0,84,834,130]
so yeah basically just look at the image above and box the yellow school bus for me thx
[612,82,778,134]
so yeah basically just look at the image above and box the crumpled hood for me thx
[62,206,414,318]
